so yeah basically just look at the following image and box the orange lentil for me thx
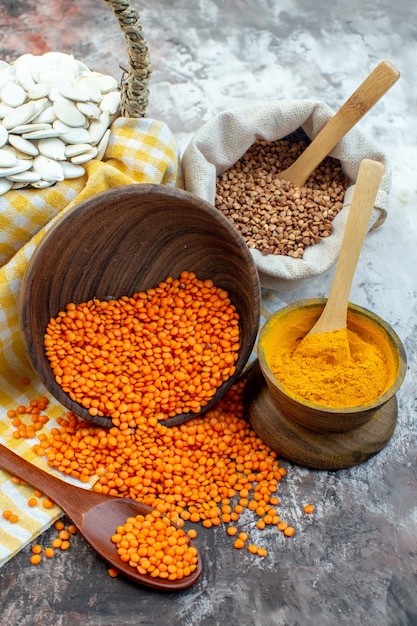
[247,544,259,554]
[43,498,54,509]
[278,521,288,532]
[187,528,198,540]
[60,540,71,550]
[68,524,77,535]
[107,567,119,578]
[257,547,268,557]
[30,554,42,565]
[2,510,11,520]
[27,497,38,507]
[31,544,42,554]
[58,529,70,541]
[284,526,295,537]
[54,520,65,531]
[51,538,62,549]
[226,526,238,537]
[303,504,315,514]
[8,513,19,523]
[233,538,245,549]
[44,271,240,425]
[44,547,55,558]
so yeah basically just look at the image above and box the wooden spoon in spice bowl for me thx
[297,157,384,358]
[0,443,202,590]
[278,61,399,186]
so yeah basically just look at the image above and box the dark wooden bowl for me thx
[20,184,261,427]
[245,299,407,469]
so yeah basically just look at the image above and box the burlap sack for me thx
[181,100,391,291]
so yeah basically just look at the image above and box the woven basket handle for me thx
[103,0,151,118]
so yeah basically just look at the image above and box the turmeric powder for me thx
[261,304,398,408]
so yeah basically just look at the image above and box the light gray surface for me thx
[0,1,416,625]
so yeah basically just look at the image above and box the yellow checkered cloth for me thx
[0,117,178,566]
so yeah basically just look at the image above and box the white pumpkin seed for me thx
[60,127,92,144]
[26,98,48,123]
[13,57,36,91]
[100,91,121,115]
[0,125,8,147]
[71,146,98,164]
[9,123,52,134]
[0,147,17,167]
[2,101,36,130]
[96,128,111,161]
[32,179,55,189]
[73,75,102,103]
[90,72,119,94]
[60,84,91,103]
[0,178,14,195]
[22,128,63,139]
[77,101,101,119]
[54,100,86,127]
[7,170,41,183]
[38,137,66,160]
[33,105,57,124]
[64,143,93,158]
[60,161,86,178]
[0,104,13,119]
[7,145,34,160]
[0,159,33,177]
[89,111,110,145]
[27,83,50,100]
[12,181,30,189]
[33,155,64,182]
[1,81,27,107]
[8,134,39,156]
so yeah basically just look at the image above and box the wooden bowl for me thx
[245,299,407,469]
[20,184,261,427]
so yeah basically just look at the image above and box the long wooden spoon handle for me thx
[0,443,93,511]
[280,61,399,186]
[309,159,384,335]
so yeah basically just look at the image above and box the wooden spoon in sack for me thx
[278,61,399,186]
[0,443,202,590]
[297,158,384,355]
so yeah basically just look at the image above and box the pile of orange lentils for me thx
[4,272,317,579]
[44,271,240,424]
[111,510,199,581]
[6,379,317,578]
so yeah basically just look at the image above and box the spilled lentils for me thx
[215,139,350,258]
[0,52,121,195]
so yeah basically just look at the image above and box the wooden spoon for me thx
[304,158,384,339]
[0,443,202,590]
[278,61,399,186]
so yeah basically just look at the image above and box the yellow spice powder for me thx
[262,306,397,409]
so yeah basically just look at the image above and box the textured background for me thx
[0,1,416,625]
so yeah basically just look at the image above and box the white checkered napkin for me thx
[0,117,178,566]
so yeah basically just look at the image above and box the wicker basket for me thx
[102,0,151,118]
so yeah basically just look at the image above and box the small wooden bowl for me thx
[20,184,261,427]
[246,299,407,469]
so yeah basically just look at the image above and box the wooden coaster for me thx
[244,362,398,470]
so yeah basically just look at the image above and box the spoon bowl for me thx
[0,443,202,590]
